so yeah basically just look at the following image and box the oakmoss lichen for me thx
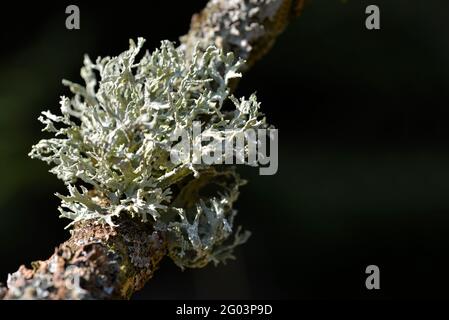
[29,38,268,269]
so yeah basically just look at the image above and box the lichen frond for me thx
[29,37,267,268]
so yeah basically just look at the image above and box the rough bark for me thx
[180,0,305,70]
[2,218,165,299]
[1,0,304,300]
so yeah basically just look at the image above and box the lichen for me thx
[4,244,120,300]
[29,37,268,268]
[180,0,300,69]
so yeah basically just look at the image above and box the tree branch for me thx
[2,218,165,299]
[180,0,304,70]
[1,0,304,300]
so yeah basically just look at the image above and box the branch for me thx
[180,0,304,70]
[2,218,165,299]
[1,0,304,300]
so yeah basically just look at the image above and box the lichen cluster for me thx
[180,0,293,69]
[29,38,268,268]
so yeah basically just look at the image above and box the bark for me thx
[180,0,305,70]
[2,218,165,299]
[1,0,305,300]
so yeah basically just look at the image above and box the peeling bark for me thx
[1,0,304,300]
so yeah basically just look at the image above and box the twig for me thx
[1,0,304,300]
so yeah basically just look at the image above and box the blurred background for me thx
[1,0,449,299]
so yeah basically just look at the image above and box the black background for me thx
[1,0,449,299]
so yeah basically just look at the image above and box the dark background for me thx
[1,0,449,299]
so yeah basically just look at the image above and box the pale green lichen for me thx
[29,37,266,268]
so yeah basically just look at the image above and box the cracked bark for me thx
[0,0,305,300]
[2,218,165,299]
